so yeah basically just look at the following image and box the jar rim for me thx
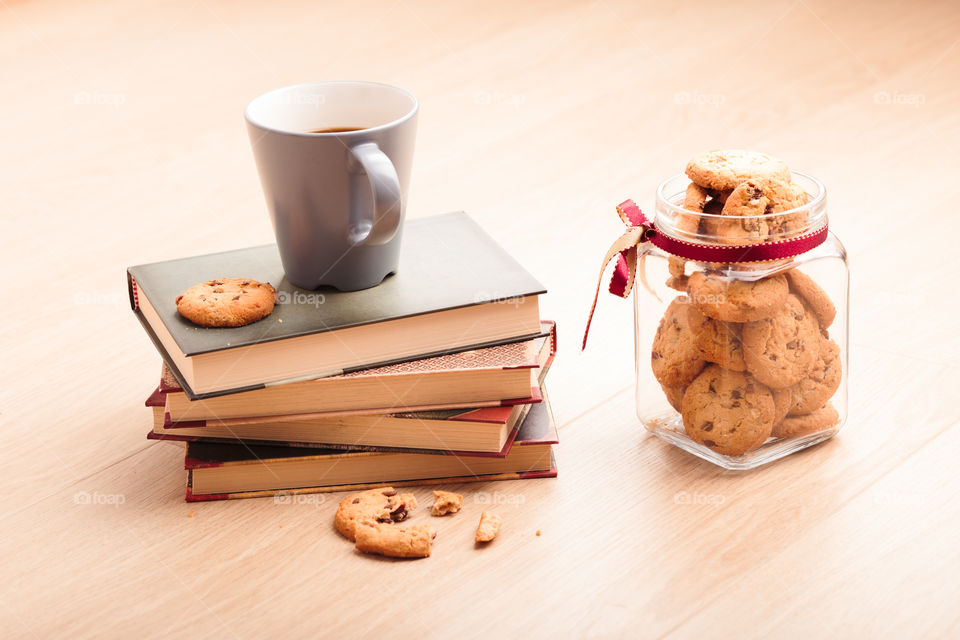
[655,171,825,220]
[653,171,827,244]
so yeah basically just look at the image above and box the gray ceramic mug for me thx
[245,81,418,291]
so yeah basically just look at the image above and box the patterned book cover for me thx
[160,320,556,427]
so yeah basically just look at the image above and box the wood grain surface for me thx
[1,0,958,638]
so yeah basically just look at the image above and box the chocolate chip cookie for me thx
[685,149,791,191]
[354,521,434,558]
[686,304,747,371]
[772,402,839,438]
[720,179,771,218]
[742,294,821,389]
[718,179,787,244]
[666,257,689,291]
[667,183,712,290]
[757,176,807,212]
[176,278,276,327]
[761,178,809,236]
[687,271,789,323]
[772,386,792,427]
[785,269,836,328]
[661,383,686,412]
[334,488,419,541]
[681,182,709,231]
[709,188,732,205]
[699,198,732,240]
[788,336,841,414]
[651,296,706,388]
[681,365,775,456]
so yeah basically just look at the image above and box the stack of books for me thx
[128,212,558,501]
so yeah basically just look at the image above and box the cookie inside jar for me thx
[638,151,847,470]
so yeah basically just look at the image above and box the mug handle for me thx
[347,142,402,246]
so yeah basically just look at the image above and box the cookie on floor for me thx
[334,488,418,541]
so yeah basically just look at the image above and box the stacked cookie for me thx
[651,150,841,457]
[683,149,808,240]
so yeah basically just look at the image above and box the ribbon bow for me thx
[582,200,653,349]
[582,198,829,349]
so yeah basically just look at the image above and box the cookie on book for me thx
[176,278,276,327]
[354,521,434,558]
[431,490,463,516]
[475,512,503,542]
[334,488,418,541]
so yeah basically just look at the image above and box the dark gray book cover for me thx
[127,212,547,398]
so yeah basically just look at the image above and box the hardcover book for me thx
[183,390,559,501]
[149,350,554,457]
[149,401,534,457]
[128,212,546,399]
[161,321,555,423]
[147,327,554,453]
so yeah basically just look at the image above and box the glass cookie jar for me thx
[635,172,848,470]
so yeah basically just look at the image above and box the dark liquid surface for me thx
[308,126,364,134]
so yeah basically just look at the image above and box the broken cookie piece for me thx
[354,521,434,559]
[334,487,418,541]
[431,490,463,516]
[475,512,503,543]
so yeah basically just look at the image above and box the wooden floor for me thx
[2,0,959,637]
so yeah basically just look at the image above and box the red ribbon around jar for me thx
[582,199,829,349]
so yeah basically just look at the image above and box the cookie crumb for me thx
[431,490,462,516]
[188,509,195,518]
[536,530,541,536]
[475,512,503,543]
